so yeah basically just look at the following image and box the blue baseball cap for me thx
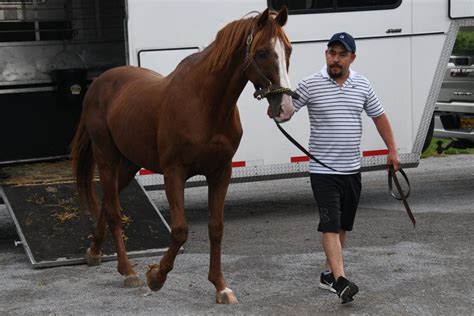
[327,32,356,53]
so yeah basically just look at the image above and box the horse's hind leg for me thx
[86,157,139,270]
[116,157,141,286]
[90,142,142,286]
[146,167,187,291]
[85,208,106,266]
[207,165,238,304]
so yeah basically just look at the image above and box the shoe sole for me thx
[339,284,359,304]
[319,283,337,293]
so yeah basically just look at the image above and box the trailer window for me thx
[0,0,46,3]
[0,0,73,42]
[39,21,73,41]
[338,0,400,9]
[0,22,35,42]
[0,21,72,42]
[268,0,402,13]
[0,0,33,3]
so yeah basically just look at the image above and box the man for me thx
[274,32,400,303]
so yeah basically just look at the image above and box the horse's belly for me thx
[108,108,160,172]
[115,137,160,171]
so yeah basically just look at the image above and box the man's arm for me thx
[372,113,401,171]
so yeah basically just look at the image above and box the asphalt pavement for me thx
[0,154,473,315]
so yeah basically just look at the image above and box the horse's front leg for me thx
[207,164,238,304]
[146,168,187,291]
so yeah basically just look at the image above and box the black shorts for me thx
[310,173,362,233]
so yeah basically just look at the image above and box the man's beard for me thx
[328,65,343,79]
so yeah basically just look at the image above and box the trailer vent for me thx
[0,20,72,42]
[0,22,35,41]
[0,1,34,4]
[39,21,73,41]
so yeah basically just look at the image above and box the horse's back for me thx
[88,66,164,95]
[84,65,167,112]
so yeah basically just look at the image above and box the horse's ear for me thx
[275,6,288,27]
[257,8,270,29]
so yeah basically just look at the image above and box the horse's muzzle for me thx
[274,94,295,123]
[254,85,298,123]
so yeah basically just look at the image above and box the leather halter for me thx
[243,32,299,100]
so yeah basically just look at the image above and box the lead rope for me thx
[274,119,341,173]
[388,166,416,227]
[274,119,415,228]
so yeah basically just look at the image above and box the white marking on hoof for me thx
[85,248,101,266]
[124,274,143,287]
[216,287,239,304]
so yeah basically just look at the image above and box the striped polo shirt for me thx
[293,66,385,175]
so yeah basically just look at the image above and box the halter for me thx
[243,31,299,101]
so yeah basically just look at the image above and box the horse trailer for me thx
[0,0,473,188]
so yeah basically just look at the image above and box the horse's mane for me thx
[205,10,291,72]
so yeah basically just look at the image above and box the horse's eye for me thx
[256,50,268,59]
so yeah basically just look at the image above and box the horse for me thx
[70,7,295,304]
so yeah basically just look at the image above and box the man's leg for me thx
[327,172,360,277]
[325,230,346,271]
[331,173,361,303]
[323,232,345,279]
[311,173,357,301]
[339,230,346,247]
[326,229,358,303]
[311,173,342,289]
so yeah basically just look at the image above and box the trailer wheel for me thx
[422,115,435,153]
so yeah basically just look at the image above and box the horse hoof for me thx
[145,264,165,291]
[124,274,144,287]
[85,248,102,266]
[216,288,239,304]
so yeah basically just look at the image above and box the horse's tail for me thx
[70,115,99,217]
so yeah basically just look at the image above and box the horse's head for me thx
[244,7,296,123]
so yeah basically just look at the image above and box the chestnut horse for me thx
[70,7,295,304]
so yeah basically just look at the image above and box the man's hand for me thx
[387,149,400,171]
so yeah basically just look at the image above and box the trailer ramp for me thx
[0,161,171,268]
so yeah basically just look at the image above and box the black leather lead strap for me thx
[274,120,354,173]
[388,167,411,200]
[275,120,416,228]
[389,166,416,228]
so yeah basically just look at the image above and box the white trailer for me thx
[1,0,473,188]
[126,0,474,188]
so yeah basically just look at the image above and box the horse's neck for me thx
[197,46,248,109]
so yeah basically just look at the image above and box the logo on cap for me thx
[328,32,356,53]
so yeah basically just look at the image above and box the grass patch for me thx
[421,138,474,158]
